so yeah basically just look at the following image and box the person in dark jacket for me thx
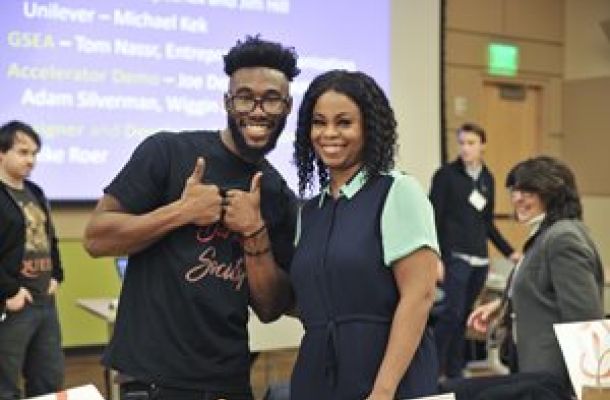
[442,155,604,400]
[431,122,520,378]
[0,120,65,399]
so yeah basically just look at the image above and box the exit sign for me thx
[488,43,519,76]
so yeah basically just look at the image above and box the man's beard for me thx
[227,115,287,163]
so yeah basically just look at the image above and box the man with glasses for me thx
[84,35,299,400]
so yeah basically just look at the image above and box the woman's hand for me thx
[467,298,502,334]
[509,251,522,264]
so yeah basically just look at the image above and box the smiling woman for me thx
[508,189,545,223]
[443,156,606,400]
[290,70,441,400]
[294,70,396,198]
[309,90,364,193]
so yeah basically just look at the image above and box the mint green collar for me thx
[318,169,368,207]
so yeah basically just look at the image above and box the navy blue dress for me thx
[290,173,439,400]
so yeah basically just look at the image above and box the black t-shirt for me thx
[5,186,52,298]
[102,130,297,393]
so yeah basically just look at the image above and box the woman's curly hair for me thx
[294,70,397,197]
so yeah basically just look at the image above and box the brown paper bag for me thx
[582,385,610,400]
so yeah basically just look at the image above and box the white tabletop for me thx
[77,298,304,352]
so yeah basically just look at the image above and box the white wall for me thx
[565,0,610,80]
[391,0,442,190]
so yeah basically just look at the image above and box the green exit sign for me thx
[488,43,519,76]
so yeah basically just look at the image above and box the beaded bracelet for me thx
[243,246,272,257]
[243,223,266,239]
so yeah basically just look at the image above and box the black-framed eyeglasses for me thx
[227,93,289,115]
[507,187,539,200]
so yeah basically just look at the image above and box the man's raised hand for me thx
[223,172,264,235]
[180,157,223,226]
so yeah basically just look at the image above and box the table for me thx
[77,298,304,400]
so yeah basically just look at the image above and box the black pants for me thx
[0,300,64,400]
[120,381,254,400]
[434,256,489,377]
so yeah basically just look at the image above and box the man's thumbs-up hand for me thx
[249,171,262,198]
[187,156,205,185]
[180,157,223,226]
[223,172,265,236]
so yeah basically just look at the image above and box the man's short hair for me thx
[0,120,41,152]
[457,122,486,144]
[223,34,300,81]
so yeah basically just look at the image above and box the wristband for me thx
[243,223,266,239]
[243,246,272,257]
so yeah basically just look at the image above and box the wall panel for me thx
[505,0,563,42]
[564,77,610,195]
[446,0,504,34]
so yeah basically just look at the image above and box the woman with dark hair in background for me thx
[289,70,440,399]
[443,155,605,400]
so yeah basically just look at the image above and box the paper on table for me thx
[405,394,456,400]
[24,384,105,400]
[554,319,610,400]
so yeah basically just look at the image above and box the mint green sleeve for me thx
[381,172,440,267]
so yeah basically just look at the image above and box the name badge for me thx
[469,189,487,211]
